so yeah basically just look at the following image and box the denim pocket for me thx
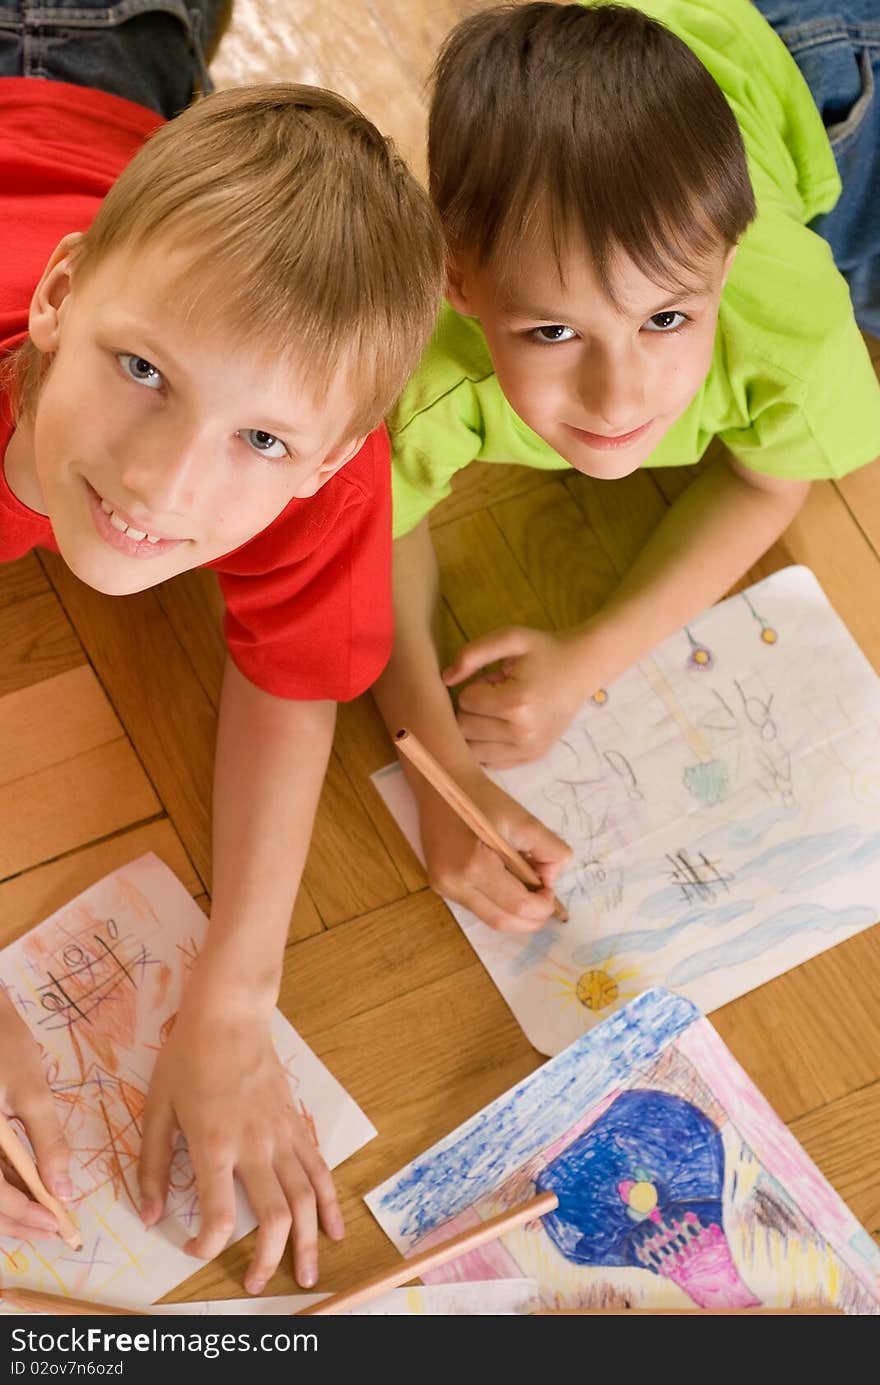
[824,46,874,150]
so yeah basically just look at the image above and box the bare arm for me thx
[448,457,811,764]
[374,521,571,932]
[139,658,344,1294]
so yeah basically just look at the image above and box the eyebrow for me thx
[502,285,712,322]
[107,322,306,441]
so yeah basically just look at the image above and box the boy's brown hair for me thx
[9,84,445,435]
[429,2,756,297]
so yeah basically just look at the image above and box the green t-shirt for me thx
[390,0,880,537]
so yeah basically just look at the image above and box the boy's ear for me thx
[29,233,85,352]
[292,434,368,498]
[721,244,738,286]
[445,255,477,316]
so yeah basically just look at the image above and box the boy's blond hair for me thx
[8,84,445,436]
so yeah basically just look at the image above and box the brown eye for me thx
[644,311,686,333]
[533,324,577,343]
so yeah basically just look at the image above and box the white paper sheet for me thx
[0,854,375,1308]
[366,990,880,1314]
[374,567,880,1054]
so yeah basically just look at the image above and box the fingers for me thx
[430,844,557,933]
[442,628,531,686]
[464,740,533,769]
[242,1143,342,1295]
[138,1101,176,1228]
[15,1091,72,1202]
[508,820,573,887]
[0,1176,65,1241]
[456,677,521,721]
[184,1147,237,1262]
[240,1162,296,1295]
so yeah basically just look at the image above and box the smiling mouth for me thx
[567,419,653,450]
[85,482,187,557]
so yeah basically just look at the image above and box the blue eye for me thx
[118,353,163,388]
[643,311,687,333]
[240,429,289,460]
[531,324,577,344]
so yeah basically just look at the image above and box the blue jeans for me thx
[0,1,229,119]
[754,0,880,335]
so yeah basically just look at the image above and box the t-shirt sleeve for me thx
[720,319,880,481]
[215,429,393,702]
[390,383,484,537]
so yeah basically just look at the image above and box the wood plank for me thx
[0,739,161,879]
[492,479,621,630]
[711,925,880,1123]
[790,1082,880,1244]
[0,666,120,787]
[334,694,427,893]
[431,460,564,529]
[155,568,226,710]
[210,0,430,176]
[0,553,49,612]
[770,481,880,675]
[836,458,880,561]
[562,467,669,579]
[281,890,474,1037]
[302,752,407,926]
[0,591,83,697]
[0,818,199,946]
[40,551,216,888]
[434,508,551,639]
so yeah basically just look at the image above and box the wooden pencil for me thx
[295,1189,560,1315]
[394,729,569,922]
[0,1111,81,1251]
[1,1287,140,1316]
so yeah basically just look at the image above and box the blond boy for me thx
[0,5,443,1293]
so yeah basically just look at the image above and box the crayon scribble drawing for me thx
[366,989,880,1314]
[0,854,375,1310]
[373,567,880,1054]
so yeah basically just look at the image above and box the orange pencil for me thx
[296,1190,559,1315]
[1,1287,139,1316]
[394,729,569,922]
[0,1111,81,1251]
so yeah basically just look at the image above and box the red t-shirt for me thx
[0,79,392,700]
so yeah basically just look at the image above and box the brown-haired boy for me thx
[0,3,444,1292]
[376,0,880,932]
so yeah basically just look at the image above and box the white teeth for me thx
[99,495,165,543]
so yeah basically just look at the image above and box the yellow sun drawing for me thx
[552,957,644,1013]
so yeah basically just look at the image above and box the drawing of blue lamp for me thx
[536,1089,760,1309]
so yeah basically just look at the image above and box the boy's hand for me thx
[0,990,73,1240]
[139,999,344,1294]
[444,625,595,767]
[418,772,571,931]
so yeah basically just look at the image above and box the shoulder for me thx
[390,302,495,435]
[720,210,859,389]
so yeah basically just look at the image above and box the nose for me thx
[118,420,204,517]
[576,340,646,433]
